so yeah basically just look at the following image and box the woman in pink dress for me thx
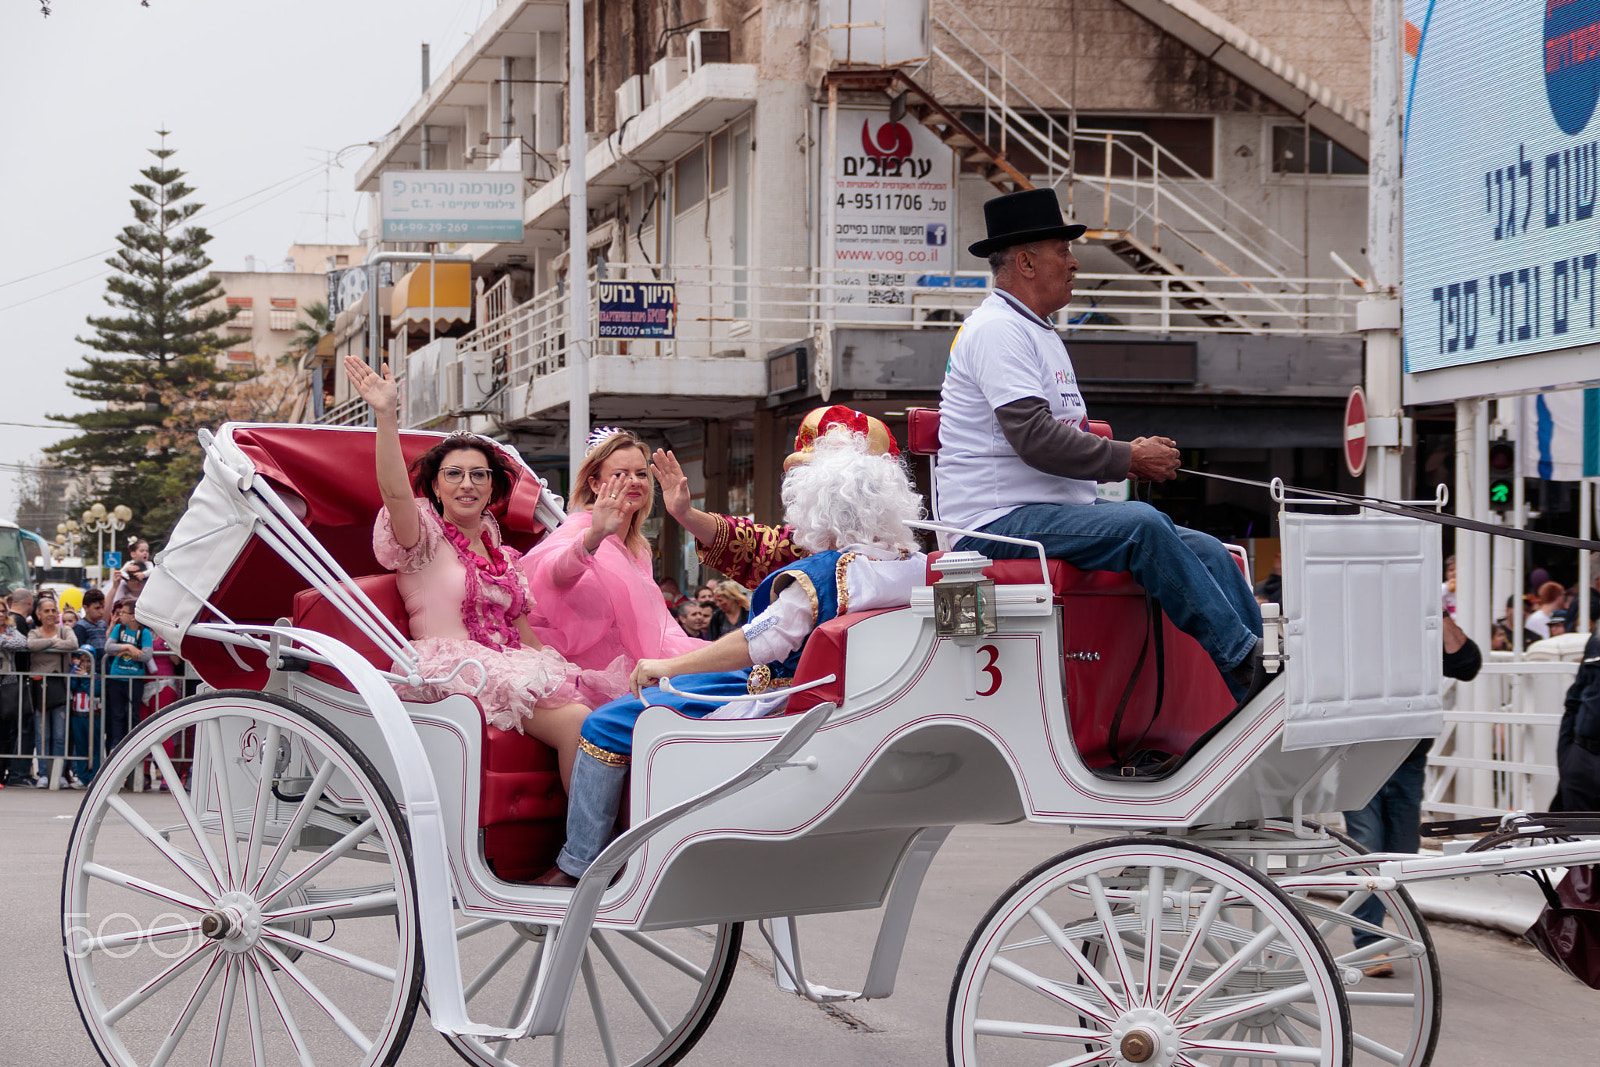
[344,356,592,788]
[521,428,705,705]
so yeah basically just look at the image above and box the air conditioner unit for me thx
[615,75,645,122]
[650,55,688,101]
[687,29,731,71]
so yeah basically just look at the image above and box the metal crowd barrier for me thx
[0,648,200,791]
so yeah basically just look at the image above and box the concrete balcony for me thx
[521,63,759,233]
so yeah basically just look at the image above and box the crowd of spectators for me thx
[0,536,174,791]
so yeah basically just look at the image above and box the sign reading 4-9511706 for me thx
[828,108,956,320]
[1404,0,1600,374]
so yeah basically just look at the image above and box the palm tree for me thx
[288,300,334,365]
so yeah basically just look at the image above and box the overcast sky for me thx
[0,0,500,530]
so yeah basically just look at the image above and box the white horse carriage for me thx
[62,420,1600,1067]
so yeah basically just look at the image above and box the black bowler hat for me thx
[968,188,1086,257]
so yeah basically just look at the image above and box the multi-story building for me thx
[334,0,1376,585]
[204,244,366,419]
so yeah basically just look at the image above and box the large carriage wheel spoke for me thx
[1282,1003,1406,1065]
[1085,873,1139,1002]
[591,931,672,1037]
[986,954,1117,1022]
[149,949,228,1067]
[264,888,398,924]
[462,931,530,1002]
[82,861,210,914]
[1168,921,1283,1020]
[579,950,622,1067]
[489,935,547,1060]
[81,919,204,955]
[618,928,710,982]
[260,941,375,1054]
[106,793,220,900]
[259,815,378,909]
[242,723,280,882]
[150,744,231,891]
[205,956,240,1067]
[263,926,399,982]
[102,943,214,1025]
[1139,865,1165,1006]
[969,1016,1116,1044]
[1182,979,1319,1033]
[250,953,316,1067]
[250,757,338,897]
[1181,1033,1329,1063]
[241,956,268,1067]
[1025,904,1125,1016]
[1159,883,1230,1013]
[203,718,240,888]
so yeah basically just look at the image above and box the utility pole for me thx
[567,0,590,477]
[1361,0,1408,503]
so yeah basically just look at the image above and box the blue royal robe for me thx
[580,551,845,759]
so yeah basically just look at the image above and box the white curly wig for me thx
[782,429,924,553]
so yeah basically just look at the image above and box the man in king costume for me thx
[537,421,926,885]
[648,405,899,587]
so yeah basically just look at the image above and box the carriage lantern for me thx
[931,550,997,637]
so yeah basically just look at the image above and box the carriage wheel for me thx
[62,690,423,1067]
[1268,822,1442,1067]
[948,837,1351,1067]
[438,916,741,1067]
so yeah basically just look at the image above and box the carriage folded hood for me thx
[138,423,560,687]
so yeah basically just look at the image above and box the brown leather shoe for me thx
[532,866,579,887]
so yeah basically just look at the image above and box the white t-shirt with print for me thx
[936,290,1096,531]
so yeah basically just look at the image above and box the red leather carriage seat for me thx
[908,406,1240,767]
[782,608,898,715]
[923,553,1235,769]
[291,575,564,881]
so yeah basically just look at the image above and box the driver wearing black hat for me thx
[939,188,1266,703]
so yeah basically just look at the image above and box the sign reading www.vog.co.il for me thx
[827,108,956,319]
[380,171,524,243]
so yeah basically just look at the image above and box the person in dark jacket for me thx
[1342,614,1483,973]
[1558,631,1600,812]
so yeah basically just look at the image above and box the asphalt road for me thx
[8,785,1597,1065]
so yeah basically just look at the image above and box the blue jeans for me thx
[1342,740,1430,947]
[37,678,68,759]
[555,751,629,879]
[956,501,1262,685]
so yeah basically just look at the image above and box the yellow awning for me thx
[390,262,472,328]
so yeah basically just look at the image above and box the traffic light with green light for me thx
[1488,440,1515,512]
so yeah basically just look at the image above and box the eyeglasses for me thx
[440,467,493,486]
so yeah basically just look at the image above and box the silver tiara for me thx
[585,426,627,456]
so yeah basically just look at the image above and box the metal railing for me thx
[431,261,1358,408]
[927,0,1305,285]
[1422,656,1575,820]
[1,650,198,790]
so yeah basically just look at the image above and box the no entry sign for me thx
[1344,386,1368,478]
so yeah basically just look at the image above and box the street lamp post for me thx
[55,520,81,560]
[80,503,133,583]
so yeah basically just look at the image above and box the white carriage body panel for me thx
[1281,513,1444,751]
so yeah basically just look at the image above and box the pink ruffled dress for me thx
[375,499,587,733]
[521,510,704,706]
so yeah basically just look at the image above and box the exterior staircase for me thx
[826,0,1319,332]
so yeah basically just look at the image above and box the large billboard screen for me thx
[1404,0,1600,375]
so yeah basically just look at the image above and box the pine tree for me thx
[48,131,246,541]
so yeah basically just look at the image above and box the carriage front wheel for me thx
[948,837,1352,1067]
[62,690,424,1067]
[437,916,741,1067]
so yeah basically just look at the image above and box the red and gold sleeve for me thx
[696,513,806,587]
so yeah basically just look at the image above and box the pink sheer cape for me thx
[521,510,705,705]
